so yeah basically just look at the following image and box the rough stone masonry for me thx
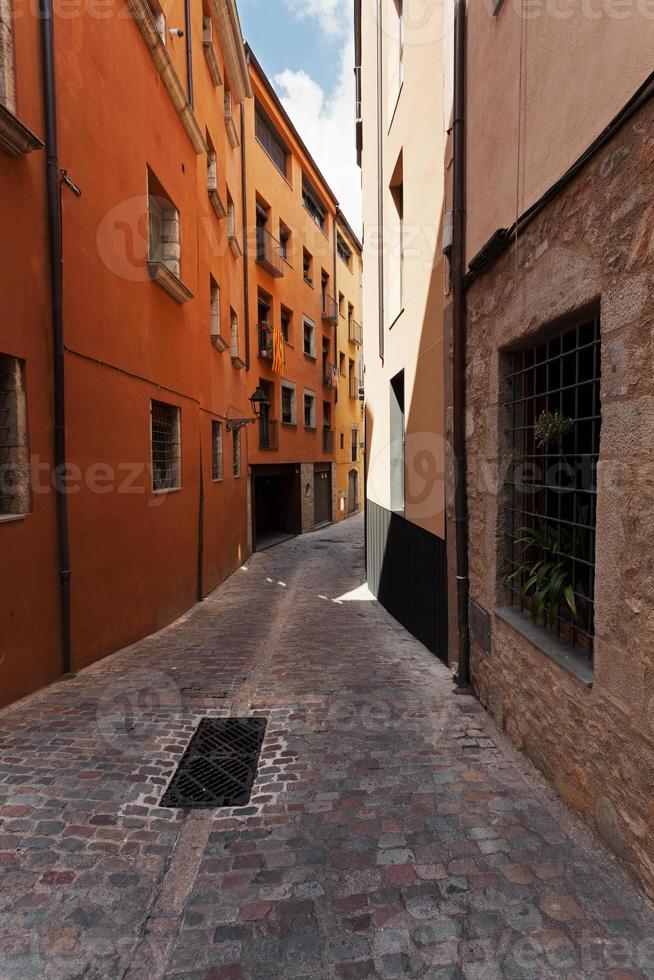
[464,96,654,902]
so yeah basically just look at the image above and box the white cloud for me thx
[282,0,350,38]
[274,34,362,236]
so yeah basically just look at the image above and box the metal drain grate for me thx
[160,717,267,809]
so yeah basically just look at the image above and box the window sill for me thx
[211,477,224,484]
[228,235,242,259]
[203,40,222,87]
[224,114,240,149]
[0,513,28,525]
[208,186,227,221]
[153,486,182,496]
[495,607,594,688]
[304,426,317,432]
[304,353,317,362]
[281,421,297,428]
[304,278,314,289]
[0,103,44,157]
[148,262,194,304]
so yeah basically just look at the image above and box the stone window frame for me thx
[281,380,296,426]
[302,316,316,359]
[211,420,223,482]
[303,389,316,430]
[150,400,182,494]
[497,306,602,678]
[0,353,30,521]
[0,0,16,116]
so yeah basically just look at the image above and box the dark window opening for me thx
[255,102,289,178]
[503,313,601,661]
[302,176,326,232]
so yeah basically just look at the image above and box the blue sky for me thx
[236,0,362,232]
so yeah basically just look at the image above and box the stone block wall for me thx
[464,99,654,898]
[300,462,314,534]
[0,0,16,114]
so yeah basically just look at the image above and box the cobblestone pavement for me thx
[1,514,654,980]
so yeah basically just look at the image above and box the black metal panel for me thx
[160,718,266,809]
[366,500,448,662]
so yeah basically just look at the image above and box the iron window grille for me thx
[302,177,326,232]
[304,392,316,429]
[232,428,241,478]
[337,233,352,266]
[503,313,601,660]
[151,400,181,492]
[211,420,223,481]
[255,103,289,178]
[281,384,296,425]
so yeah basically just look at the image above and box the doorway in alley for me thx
[252,465,301,550]
[314,463,332,529]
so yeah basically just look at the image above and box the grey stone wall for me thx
[464,100,654,899]
[300,463,314,534]
[0,0,16,114]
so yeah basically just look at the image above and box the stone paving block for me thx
[0,516,653,979]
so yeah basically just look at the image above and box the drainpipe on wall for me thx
[40,0,72,677]
[241,101,250,371]
[376,0,384,362]
[184,0,194,109]
[452,0,471,692]
[197,437,204,601]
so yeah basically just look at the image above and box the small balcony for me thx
[259,418,279,451]
[258,322,273,360]
[323,428,334,453]
[349,319,362,345]
[349,374,358,399]
[255,227,284,278]
[321,294,338,323]
[322,362,335,389]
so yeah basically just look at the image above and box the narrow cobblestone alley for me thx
[1,515,653,980]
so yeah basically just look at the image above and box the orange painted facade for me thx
[243,51,363,543]
[0,4,363,709]
[0,0,252,707]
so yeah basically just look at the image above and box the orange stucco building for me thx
[0,0,254,708]
[242,49,363,547]
[0,0,363,709]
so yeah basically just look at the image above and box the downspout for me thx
[376,0,384,361]
[184,0,194,109]
[40,0,72,676]
[452,0,471,691]
[197,436,204,601]
[241,102,250,371]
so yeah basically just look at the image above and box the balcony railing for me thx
[258,323,273,360]
[349,374,358,399]
[259,417,279,451]
[322,362,335,388]
[255,227,284,278]
[323,428,334,453]
[321,294,338,323]
[349,319,362,345]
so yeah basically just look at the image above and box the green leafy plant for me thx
[534,411,573,450]
[508,523,586,630]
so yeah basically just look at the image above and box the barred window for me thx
[255,102,289,178]
[281,383,296,425]
[303,390,316,429]
[151,400,181,492]
[337,233,352,267]
[0,354,29,518]
[211,420,223,481]
[504,313,601,660]
[302,177,326,232]
[232,428,241,478]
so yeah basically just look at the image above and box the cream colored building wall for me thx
[362,0,449,539]
[466,1,654,263]
[334,224,364,519]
